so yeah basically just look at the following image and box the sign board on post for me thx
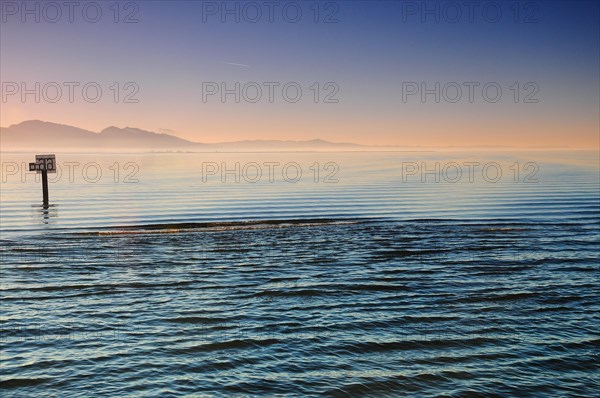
[29,154,56,174]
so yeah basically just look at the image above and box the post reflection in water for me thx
[32,203,58,225]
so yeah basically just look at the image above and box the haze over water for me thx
[0,151,598,234]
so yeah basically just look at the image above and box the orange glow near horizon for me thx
[1,107,598,149]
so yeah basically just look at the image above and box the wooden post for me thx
[42,169,49,206]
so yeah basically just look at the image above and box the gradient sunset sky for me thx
[1,0,598,147]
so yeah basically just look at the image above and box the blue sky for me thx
[1,0,598,147]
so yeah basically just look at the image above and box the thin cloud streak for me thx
[222,61,250,68]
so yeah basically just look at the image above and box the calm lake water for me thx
[1,151,599,397]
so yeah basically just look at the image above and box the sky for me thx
[1,0,598,148]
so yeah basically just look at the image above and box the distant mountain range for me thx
[0,121,364,151]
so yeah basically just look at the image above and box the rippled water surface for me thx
[1,151,599,397]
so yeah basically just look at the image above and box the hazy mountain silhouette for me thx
[0,120,363,151]
[100,126,193,147]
